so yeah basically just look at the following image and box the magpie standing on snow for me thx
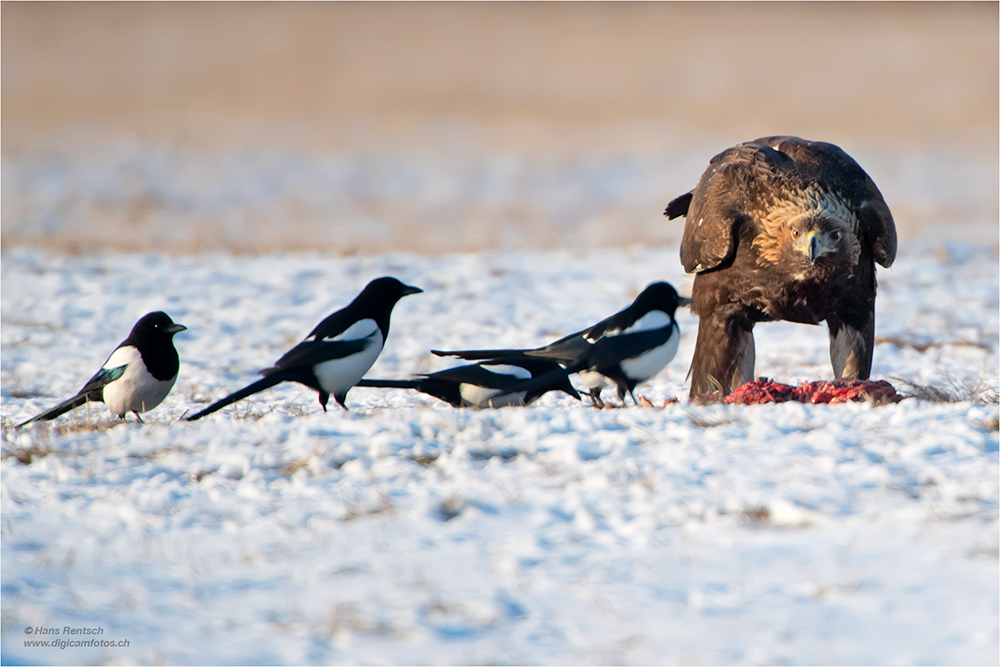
[357,354,581,408]
[186,277,422,420]
[433,282,690,407]
[17,311,187,427]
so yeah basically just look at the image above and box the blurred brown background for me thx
[3,2,997,254]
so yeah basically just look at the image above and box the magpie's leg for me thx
[133,412,144,423]
[586,389,605,409]
[615,382,631,406]
[318,391,331,412]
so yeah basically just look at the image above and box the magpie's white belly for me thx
[313,331,383,396]
[620,326,680,382]
[459,383,526,408]
[577,370,608,391]
[101,346,177,417]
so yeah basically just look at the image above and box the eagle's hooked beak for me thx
[803,230,837,264]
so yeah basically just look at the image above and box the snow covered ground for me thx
[2,244,998,665]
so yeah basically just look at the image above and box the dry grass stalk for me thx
[129,445,186,460]
[1,444,53,465]
[894,378,999,404]
[342,491,394,522]
[739,507,771,525]
[876,335,996,352]
[684,409,741,429]
[409,454,439,467]
[279,445,326,476]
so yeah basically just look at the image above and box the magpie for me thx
[433,281,691,407]
[17,311,187,427]
[357,354,581,408]
[186,276,422,421]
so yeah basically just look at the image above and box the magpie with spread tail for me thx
[357,354,581,408]
[186,277,422,421]
[17,311,187,427]
[433,282,690,407]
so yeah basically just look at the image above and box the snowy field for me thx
[1,243,997,665]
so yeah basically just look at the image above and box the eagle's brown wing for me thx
[670,143,792,274]
[751,136,897,268]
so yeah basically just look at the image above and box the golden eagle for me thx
[665,136,897,399]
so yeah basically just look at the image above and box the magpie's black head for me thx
[129,311,187,342]
[344,277,423,338]
[632,282,692,315]
[357,277,424,304]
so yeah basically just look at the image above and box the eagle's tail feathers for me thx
[665,192,694,219]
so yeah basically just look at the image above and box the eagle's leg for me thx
[826,312,874,379]
[731,327,756,390]
[689,314,755,399]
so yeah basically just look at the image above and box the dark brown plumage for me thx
[665,136,897,399]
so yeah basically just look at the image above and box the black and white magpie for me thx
[357,354,581,408]
[433,281,690,407]
[186,276,422,421]
[17,311,187,427]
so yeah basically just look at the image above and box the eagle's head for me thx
[788,217,847,265]
[752,185,862,272]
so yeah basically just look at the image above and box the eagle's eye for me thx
[829,230,842,241]
[790,229,801,239]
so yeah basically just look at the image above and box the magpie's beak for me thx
[678,296,693,307]
[166,323,187,334]
[401,284,423,297]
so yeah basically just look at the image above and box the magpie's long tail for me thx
[186,374,290,421]
[17,393,90,428]
[431,348,530,361]
[493,360,588,402]
[356,377,462,408]
[433,337,588,366]
[355,378,421,389]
